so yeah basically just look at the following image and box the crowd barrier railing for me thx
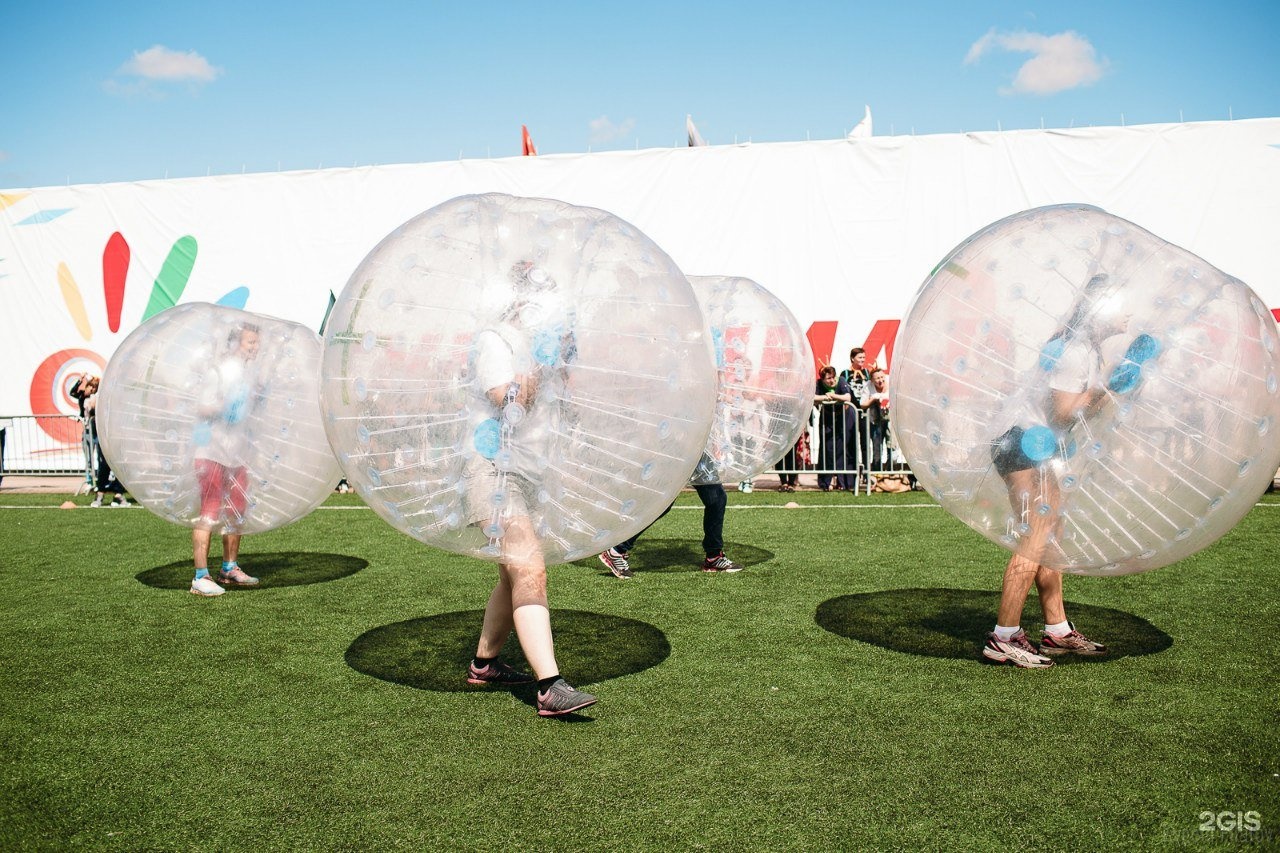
[761,402,915,494]
[0,415,93,478]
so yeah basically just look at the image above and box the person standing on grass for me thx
[981,275,1122,667]
[597,460,743,579]
[189,324,263,597]
[463,261,596,717]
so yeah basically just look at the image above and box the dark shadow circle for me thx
[570,538,775,574]
[136,552,369,590]
[346,609,670,692]
[816,588,1172,663]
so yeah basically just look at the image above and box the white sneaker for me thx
[110,496,130,507]
[189,576,225,597]
[90,498,103,508]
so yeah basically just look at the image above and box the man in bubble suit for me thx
[981,274,1122,667]
[463,261,597,716]
[189,323,263,597]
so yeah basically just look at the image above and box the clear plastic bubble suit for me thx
[97,303,342,534]
[685,275,814,485]
[892,204,1280,575]
[320,193,717,564]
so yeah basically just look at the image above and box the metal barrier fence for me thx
[761,402,915,494]
[0,415,93,477]
[0,409,913,491]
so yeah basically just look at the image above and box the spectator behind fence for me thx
[839,348,872,489]
[70,375,130,507]
[858,368,891,472]
[776,427,809,492]
[0,416,8,489]
[814,365,850,491]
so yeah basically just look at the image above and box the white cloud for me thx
[118,45,222,83]
[965,29,1107,95]
[589,115,636,144]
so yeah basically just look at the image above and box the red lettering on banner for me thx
[806,322,837,374]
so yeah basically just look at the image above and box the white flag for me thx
[686,114,708,147]
[847,105,873,139]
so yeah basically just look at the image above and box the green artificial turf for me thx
[1,489,1277,850]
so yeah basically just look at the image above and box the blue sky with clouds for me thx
[3,1,1278,188]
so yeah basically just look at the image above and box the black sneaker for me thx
[536,679,597,717]
[598,548,633,578]
[466,659,535,686]
[701,553,743,573]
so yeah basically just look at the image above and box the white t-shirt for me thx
[194,356,255,467]
[471,323,558,482]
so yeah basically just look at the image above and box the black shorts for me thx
[992,426,1035,477]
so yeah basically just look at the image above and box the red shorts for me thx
[195,459,249,525]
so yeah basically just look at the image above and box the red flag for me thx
[521,125,537,156]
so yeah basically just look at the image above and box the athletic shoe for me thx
[982,630,1054,668]
[217,566,260,587]
[110,496,130,507]
[189,576,225,597]
[1039,622,1108,656]
[702,553,743,573]
[90,497,103,508]
[598,548,633,579]
[466,659,535,686]
[536,679,597,717]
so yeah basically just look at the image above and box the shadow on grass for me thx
[816,588,1172,664]
[570,538,775,575]
[346,609,670,693]
[136,552,368,590]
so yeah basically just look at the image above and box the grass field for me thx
[2,488,1277,850]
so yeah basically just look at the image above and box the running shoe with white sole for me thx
[190,576,225,597]
[1039,622,1107,656]
[218,566,259,587]
[701,553,743,573]
[598,548,633,579]
[982,629,1054,668]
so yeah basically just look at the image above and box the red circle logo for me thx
[29,348,107,442]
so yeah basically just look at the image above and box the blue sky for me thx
[3,1,1278,189]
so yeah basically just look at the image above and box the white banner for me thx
[3,119,1278,453]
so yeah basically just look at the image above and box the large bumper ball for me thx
[685,275,814,486]
[320,193,717,564]
[97,303,342,534]
[891,204,1280,575]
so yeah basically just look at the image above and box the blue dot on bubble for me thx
[1019,426,1056,462]
[473,419,501,459]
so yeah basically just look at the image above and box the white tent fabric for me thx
[2,118,1278,423]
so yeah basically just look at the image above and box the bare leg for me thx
[193,528,212,571]
[997,552,1040,627]
[997,466,1064,626]
[475,567,514,660]
[1035,566,1067,626]
[476,516,560,679]
[222,534,241,564]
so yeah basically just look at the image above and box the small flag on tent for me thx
[319,290,336,335]
[686,114,708,147]
[521,125,538,156]
[847,105,873,140]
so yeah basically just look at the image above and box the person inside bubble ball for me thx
[189,323,263,597]
[462,260,597,717]
[982,274,1126,667]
